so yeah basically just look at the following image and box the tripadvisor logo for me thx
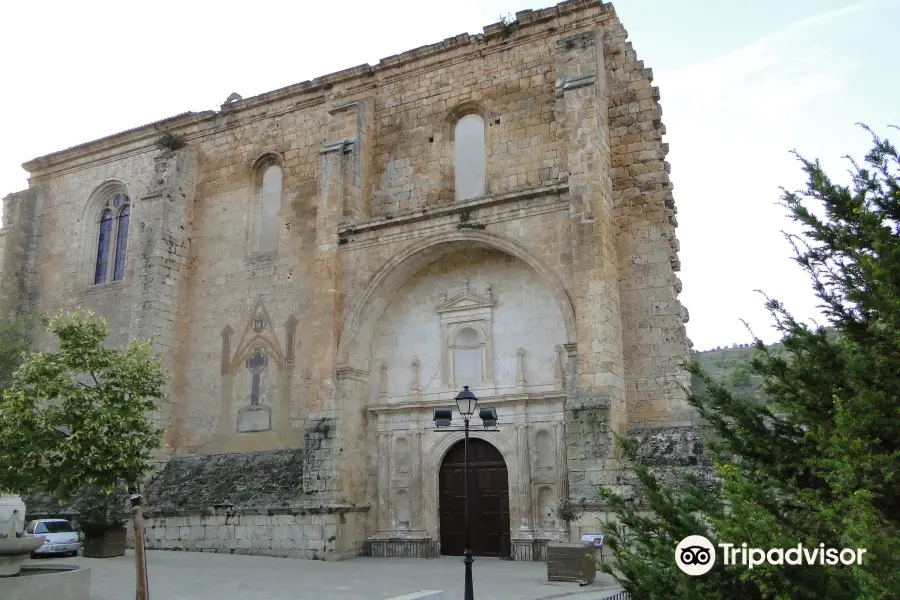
[675,536,867,576]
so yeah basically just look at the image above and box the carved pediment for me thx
[437,292,496,314]
[437,279,495,315]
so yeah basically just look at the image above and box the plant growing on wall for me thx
[155,131,187,152]
[555,497,586,525]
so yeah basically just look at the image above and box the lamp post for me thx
[433,385,499,600]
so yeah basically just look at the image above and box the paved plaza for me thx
[32,550,622,600]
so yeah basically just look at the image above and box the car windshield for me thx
[35,521,74,534]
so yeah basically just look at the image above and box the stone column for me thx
[516,423,534,532]
[410,430,425,532]
[554,344,565,390]
[379,361,389,402]
[377,430,392,532]
[411,358,421,402]
[555,421,569,503]
[515,348,527,392]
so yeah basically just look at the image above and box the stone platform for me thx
[31,549,622,600]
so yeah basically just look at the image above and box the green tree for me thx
[728,364,751,388]
[598,127,900,599]
[0,310,167,500]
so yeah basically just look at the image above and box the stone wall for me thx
[141,448,366,559]
[140,510,361,561]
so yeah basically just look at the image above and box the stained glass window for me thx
[112,204,129,281]
[93,210,113,284]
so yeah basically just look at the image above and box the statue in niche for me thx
[236,345,272,432]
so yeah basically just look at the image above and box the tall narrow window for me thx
[112,204,130,281]
[454,114,485,202]
[258,164,283,253]
[94,210,113,284]
[92,192,131,285]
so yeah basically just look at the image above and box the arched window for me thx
[113,204,130,281]
[92,193,130,285]
[258,164,283,253]
[454,114,485,202]
[93,210,113,284]
[453,326,483,388]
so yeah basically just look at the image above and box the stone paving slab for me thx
[30,550,622,600]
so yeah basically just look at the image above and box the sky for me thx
[0,0,897,350]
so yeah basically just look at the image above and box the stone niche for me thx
[437,279,496,393]
[216,298,295,440]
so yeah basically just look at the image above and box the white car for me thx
[24,519,81,557]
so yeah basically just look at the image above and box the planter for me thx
[547,542,596,584]
[82,527,126,558]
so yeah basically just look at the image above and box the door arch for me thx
[439,438,510,558]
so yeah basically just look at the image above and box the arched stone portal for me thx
[336,230,576,372]
[339,230,572,557]
[439,438,510,558]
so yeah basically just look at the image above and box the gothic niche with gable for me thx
[220,298,293,434]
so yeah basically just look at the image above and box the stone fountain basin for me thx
[2,564,91,600]
[0,536,44,576]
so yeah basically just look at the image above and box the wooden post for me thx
[130,492,149,600]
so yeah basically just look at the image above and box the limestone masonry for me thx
[1,0,695,561]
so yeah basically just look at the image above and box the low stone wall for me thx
[137,448,368,560]
[140,507,366,560]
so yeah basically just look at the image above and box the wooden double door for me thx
[439,438,510,558]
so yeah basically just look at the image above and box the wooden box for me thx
[547,542,596,583]
[82,527,127,558]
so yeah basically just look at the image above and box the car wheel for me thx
[69,551,78,557]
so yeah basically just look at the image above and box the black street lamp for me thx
[433,385,499,600]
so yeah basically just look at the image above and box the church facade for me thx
[0,0,694,561]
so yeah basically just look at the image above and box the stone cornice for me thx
[368,390,566,414]
[22,111,213,176]
[20,1,616,177]
[338,180,569,237]
[142,503,371,518]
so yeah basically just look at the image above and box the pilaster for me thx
[556,29,626,500]
[0,189,38,307]
[128,147,196,452]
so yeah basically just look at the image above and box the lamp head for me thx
[454,385,478,417]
